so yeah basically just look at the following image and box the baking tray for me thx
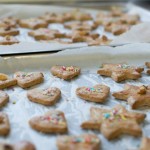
[0,43,150,150]
[0,3,150,56]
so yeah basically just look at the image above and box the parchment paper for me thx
[0,43,150,150]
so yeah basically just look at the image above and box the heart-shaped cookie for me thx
[14,72,44,89]
[76,84,110,103]
[27,87,61,106]
[0,73,17,89]
[57,134,100,150]
[0,112,10,136]
[51,65,80,80]
[29,110,67,133]
[0,90,9,108]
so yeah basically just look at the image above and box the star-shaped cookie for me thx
[0,73,17,89]
[27,87,61,106]
[76,84,110,103]
[81,105,146,140]
[0,141,36,150]
[113,84,150,109]
[0,112,10,136]
[57,134,100,150]
[51,65,80,80]
[140,137,150,150]
[97,63,144,82]
[29,110,67,133]
[14,72,44,89]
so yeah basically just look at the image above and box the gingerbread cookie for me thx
[0,73,17,89]
[0,36,19,45]
[51,65,80,80]
[0,26,19,36]
[113,84,150,109]
[19,18,48,29]
[0,141,36,150]
[0,90,9,108]
[29,110,67,133]
[71,10,92,21]
[27,87,61,106]
[76,84,110,103]
[97,63,144,82]
[14,72,44,89]
[68,30,99,43]
[105,23,130,35]
[120,14,140,25]
[81,105,146,140]
[145,62,150,74]
[57,134,100,150]
[0,112,10,136]
[39,12,73,23]
[28,28,66,40]
[140,137,150,150]
[64,21,97,31]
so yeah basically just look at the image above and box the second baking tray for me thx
[0,3,150,56]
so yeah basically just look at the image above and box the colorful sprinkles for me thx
[61,66,79,72]
[86,87,101,93]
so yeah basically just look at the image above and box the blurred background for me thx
[0,0,149,10]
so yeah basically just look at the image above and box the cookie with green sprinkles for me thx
[57,134,100,150]
[27,87,61,106]
[14,72,44,89]
[97,63,144,82]
[29,110,67,134]
[76,84,110,103]
[81,105,146,140]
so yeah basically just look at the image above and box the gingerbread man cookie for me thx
[14,72,44,89]
[0,36,19,45]
[29,110,67,133]
[81,105,146,140]
[28,28,66,40]
[0,90,9,108]
[57,134,100,150]
[51,65,80,80]
[76,84,110,103]
[113,84,150,109]
[0,73,17,89]
[97,63,144,82]
[19,18,48,29]
[0,112,10,136]
[140,137,150,150]
[0,141,36,150]
[27,87,61,106]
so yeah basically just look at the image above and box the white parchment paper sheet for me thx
[0,43,150,150]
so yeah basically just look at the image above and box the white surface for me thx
[0,43,150,150]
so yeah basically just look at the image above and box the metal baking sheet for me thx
[0,4,150,56]
[0,43,150,150]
